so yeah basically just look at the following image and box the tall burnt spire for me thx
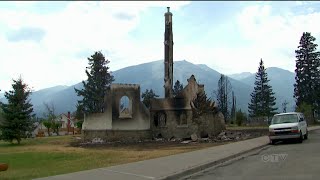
[164,7,174,98]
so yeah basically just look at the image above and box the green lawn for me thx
[0,135,225,180]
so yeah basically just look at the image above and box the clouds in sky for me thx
[0,1,320,91]
[6,27,46,42]
[234,3,320,71]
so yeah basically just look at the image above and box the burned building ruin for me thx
[82,7,225,142]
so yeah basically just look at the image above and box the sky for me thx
[1,1,320,92]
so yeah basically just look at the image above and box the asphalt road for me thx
[187,129,320,180]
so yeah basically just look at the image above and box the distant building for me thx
[56,112,76,129]
[33,111,80,137]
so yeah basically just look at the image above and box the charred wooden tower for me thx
[164,7,174,98]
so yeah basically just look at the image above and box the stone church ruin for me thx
[82,7,225,142]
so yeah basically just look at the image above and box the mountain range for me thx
[229,72,253,80]
[0,60,296,117]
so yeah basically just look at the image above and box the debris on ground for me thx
[72,128,268,147]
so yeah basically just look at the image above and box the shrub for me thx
[236,110,247,126]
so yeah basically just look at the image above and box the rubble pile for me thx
[72,129,268,146]
[153,129,268,144]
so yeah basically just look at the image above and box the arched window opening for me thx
[154,111,167,127]
[119,96,132,118]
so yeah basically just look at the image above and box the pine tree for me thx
[231,91,236,123]
[173,80,183,97]
[0,89,4,126]
[74,103,84,121]
[0,77,35,144]
[294,32,320,113]
[142,89,159,108]
[75,51,114,114]
[248,59,277,119]
[214,74,232,123]
[192,91,216,118]
[0,102,4,128]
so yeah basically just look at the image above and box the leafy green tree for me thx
[0,77,35,144]
[214,74,232,123]
[141,89,159,108]
[76,120,84,131]
[42,120,52,137]
[75,51,114,114]
[173,80,183,97]
[294,32,320,114]
[51,121,62,136]
[248,59,277,119]
[42,102,59,136]
[42,102,63,136]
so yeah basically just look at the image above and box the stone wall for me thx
[82,83,150,132]
[82,111,112,130]
[151,110,195,139]
[112,102,150,130]
[110,84,150,130]
[151,110,225,139]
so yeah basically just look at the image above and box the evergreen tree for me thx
[296,102,314,124]
[214,74,232,122]
[75,51,114,114]
[0,103,4,133]
[192,91,216,118]
[173,80,183,97]
[230,91,236,123]
[0,90,2,118]
[294,32,320,113]
[141,89,159,108]
[248,59,277,119]
[0,77,35,144]
[74,103,84,121]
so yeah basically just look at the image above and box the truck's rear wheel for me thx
[297,131,303,143]
[304,130,308,140]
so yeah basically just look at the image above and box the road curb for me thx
[180,145,272,180]
[161,126,320,180]
[159,142,269,180]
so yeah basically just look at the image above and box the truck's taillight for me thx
[291,129,299,133]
